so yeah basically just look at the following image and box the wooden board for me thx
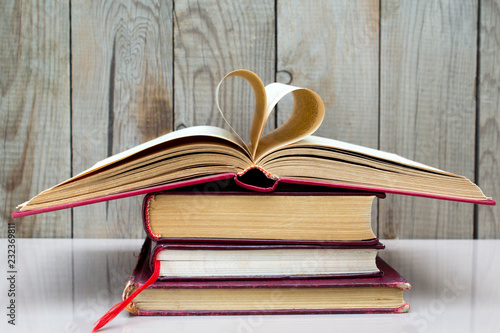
[277,0,380,148]
[277,0,380,235]
[477,0,500,238]
[379,0,478,238]
[71,0,173,238]
[4,1,499,239]
[173,0,275,141]
[0,0,71,237]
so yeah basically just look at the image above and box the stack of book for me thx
[123,181,411,316]
[12,70,494,331]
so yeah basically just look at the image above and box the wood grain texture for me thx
[277,0,380,148]
[3,1,499,239]
[277,0,380,235]
[173,0,275,141]
[71,0,173,238]
[478,0,500,238]
[379,0,478,238]
[0,0,71,237]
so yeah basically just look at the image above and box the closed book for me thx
[123,240,410,315]
[146,239,385,280]
[143,182,385,243]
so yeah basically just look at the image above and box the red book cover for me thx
[12,170,495,218]
[121,239,410,316]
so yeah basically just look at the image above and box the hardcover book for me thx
[145,239,385,280]
[122,239,409,315]
[143,181,385,243]
[13,70,494,217]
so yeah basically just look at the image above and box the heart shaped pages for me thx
[216,69,325,162]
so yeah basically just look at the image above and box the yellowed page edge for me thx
[58,126,244,189]
[295,136,450,174]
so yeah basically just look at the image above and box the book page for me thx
[215,70,325,162]
[215,69,267,158]
[254,85,325,161]
[62,126,246,186]
[295,136,449,174]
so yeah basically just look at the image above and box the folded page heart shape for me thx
[216,69,325,162]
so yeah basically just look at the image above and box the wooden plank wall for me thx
[1,0,499,239]
[1,0,72,237]
[71,0,173,238]
[379,0,478,238]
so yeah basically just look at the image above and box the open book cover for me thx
[13,70,495,217]
[122,239,410,316]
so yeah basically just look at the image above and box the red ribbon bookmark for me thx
[92,260,161,332]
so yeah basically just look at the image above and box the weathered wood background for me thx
[1,0,499,238]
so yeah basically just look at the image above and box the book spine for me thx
[143,194,160,240]
[237,165,277,180]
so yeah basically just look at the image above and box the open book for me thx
[13,70,495,217]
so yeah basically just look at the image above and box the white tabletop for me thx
[1,239,499,333]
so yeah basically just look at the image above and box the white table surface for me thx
[1,239,499,333]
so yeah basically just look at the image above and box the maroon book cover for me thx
[148,240,385,281]
[122,239,410,316]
